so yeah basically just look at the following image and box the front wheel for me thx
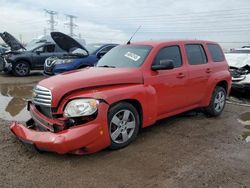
[205,86,226,117]
[108,102,140,149]
[12,61,30,76]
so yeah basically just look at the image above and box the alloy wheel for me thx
[109,109,136,144]
[15,63,29,76]
[214,91,225,113]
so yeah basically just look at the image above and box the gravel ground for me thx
[0,73,250,188]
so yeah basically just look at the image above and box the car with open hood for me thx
[44,32,118,75]
[0,31,68,76]
[10,40,231,155]
[225,48,250,92]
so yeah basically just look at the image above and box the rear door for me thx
[184,43,212,105]
[32,44,56,68]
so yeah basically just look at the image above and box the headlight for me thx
[64,99,99,118]
[55,59,74,65]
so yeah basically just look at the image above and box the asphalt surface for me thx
[0,72,250,188]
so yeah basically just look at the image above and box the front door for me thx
[148,45,190,116]
[32,44,55,68]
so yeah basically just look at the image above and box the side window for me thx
[44,45,55,53]
[207,44,225,62]
[185,44,207,65]
[153,46,182,68]
[35,46,45,53]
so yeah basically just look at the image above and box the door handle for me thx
[176,73,185,79]
[206,68,212,73]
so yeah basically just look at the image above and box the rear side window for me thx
[185,44,207,65]
[207,44,225,62]
[153,46,182,68]
[45,45,55,53]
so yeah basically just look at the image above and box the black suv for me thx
[0,32,67,76]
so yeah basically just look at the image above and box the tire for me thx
[12,61,30,76]
[108,102,140,149]
[205,86,226,117]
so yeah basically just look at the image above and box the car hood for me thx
[225,53,250,68]
[39,67,143,106]
[0,32,26,51]
[51,32,88,54]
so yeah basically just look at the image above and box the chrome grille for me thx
[45,57,57,67]
[33,85,52,107]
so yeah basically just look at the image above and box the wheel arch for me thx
[108,99,143,129]
[15,58,31,68]
[215,80,228,94]
[203,79,229,107]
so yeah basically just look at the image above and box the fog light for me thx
[65,119,75,128]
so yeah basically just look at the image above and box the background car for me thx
[0,45,8,54]
[44,32,118,75]
[0,32,69,76]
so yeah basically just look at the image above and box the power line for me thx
[65,14,78,37]
[44,9,58,32]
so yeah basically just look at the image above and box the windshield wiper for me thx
[97,65,116,68]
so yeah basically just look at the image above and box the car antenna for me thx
[127,26,141,45]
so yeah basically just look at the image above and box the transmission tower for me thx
[44,9,58,32]
[65,14,78,37]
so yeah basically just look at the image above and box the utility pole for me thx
[65,14,78,37]
[44,9,58,32]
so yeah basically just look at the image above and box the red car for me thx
[10,40,231,155]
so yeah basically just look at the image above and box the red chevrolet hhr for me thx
[10,40,231,155]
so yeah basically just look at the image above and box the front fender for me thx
[57,84,158,128]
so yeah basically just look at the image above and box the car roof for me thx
[88,43,118,46]
[129,40,219,47]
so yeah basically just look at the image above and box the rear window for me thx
[207,44,225,62]
[185,44,207,65]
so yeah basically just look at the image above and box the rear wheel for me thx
[205,86,226,117]
[108,102,140,149]
[13,61,30,76]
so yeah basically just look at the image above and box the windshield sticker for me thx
[124,52,141,61]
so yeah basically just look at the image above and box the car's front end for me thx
[10,83,111,155]
[229,65,250,92]
[1,53,16,73]
[226,52,250,92]
[44,54,92,75]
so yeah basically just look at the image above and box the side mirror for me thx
[97,51,107,59]
[36,51,41,55]
[151,59,174,71]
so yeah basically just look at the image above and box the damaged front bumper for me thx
[10,103,111,155]
[1,57,12,73]
[230,66,250,92]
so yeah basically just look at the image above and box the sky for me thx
[0,0,250,48]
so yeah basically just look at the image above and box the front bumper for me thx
[10,103,111,155]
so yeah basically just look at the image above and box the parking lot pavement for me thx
[0,73,250,188]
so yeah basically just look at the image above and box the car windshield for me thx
[85,43,103,54]
[96,45,152,68]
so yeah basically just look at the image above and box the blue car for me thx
[44,32,118,75]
